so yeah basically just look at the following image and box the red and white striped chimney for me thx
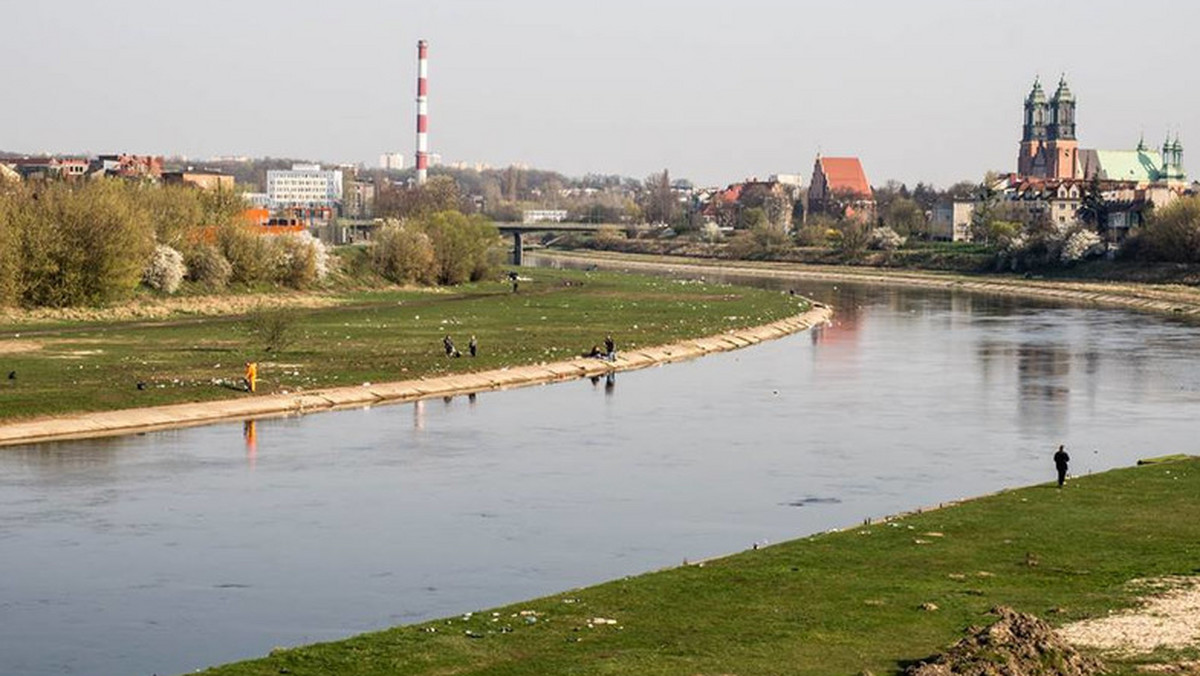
[415,39,429,186]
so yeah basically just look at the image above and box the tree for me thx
[739,184,793,231]
[968,173,1003,243]
[884,197,926,237]
[1138,195,1200,263]
[873,180,909,219]
[418,211,501,285]
[1077,177,1108,231]
[375,175,461,220]
[641,169,676,225]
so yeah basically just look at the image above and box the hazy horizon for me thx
[3,0,1197,188]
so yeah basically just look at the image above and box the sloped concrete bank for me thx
[0,305,831,448]
[537,250,1200,317]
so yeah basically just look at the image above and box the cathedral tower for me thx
[1018,78,1048,176]
[1046,77,1078,178]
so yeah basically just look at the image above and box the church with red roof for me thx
[807,155,875,221]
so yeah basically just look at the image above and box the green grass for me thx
[196,458,1200,676]
[0,268,803,421]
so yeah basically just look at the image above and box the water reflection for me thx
[243,420,257,468]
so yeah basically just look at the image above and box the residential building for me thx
[162,170,235,192]
[266,164,343,209]
[243,192,271,209]
[769,173,804,188]
[1000,177,1084,226]
[344,180,377,219]
[8,157,89,180]
[807,155,875,221]
[930,201,975,241]
[95,154,163,179]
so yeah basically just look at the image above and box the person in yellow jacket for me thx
[244,362,258,393]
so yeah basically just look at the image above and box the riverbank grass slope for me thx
[199,458,1200,676]
[0,268,802,422]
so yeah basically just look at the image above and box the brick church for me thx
[1017,77,1079,179]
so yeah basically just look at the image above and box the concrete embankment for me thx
[537,250,1200,317]
[0,305,831,448]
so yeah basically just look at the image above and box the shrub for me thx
[245,306,299,353]
[371,221,436,284]
[20,180,154,307]
[185,244,233,289]
[143,244,186,293]
[218,222,275,285]
[868,226,906,251]
[833,221,870,257]
[0,189,25,306]
[1060,228,1104,264]
[698,222,723,244]
[726,224,792,260]
[794,223,828,247]
[273,232,328,289]
[134,184,205,249]
[420,211,500,285]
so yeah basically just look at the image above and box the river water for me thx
[3,269,1199,676]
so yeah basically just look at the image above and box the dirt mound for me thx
[905,606,1104,676]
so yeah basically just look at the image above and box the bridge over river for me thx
[332,219,632,264]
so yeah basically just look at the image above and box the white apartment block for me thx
[266,164,344,209]
[522,209,569,224]
[379,152,405,170]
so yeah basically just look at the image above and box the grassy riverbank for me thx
[197,458,1200,676]
[0,268,803,422]
[535,249,1200,316]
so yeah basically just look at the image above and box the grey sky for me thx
[3,0,1197,188]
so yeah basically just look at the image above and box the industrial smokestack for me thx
[415,39,429,186]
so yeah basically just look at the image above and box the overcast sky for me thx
[3,0,1197,187]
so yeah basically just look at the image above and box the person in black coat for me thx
[1053,444,1070,488]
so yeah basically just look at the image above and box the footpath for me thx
[539,250,1200,316]
[0,305,832,447]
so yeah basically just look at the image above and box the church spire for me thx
[1023,77,1048,142]
[1048,75,1076,140]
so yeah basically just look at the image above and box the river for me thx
[2,268,1199,675]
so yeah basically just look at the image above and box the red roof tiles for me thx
[818,157,871,197]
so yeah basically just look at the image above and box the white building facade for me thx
[266,164,344,209]
[522,209,569,224]
[379,152,405,170]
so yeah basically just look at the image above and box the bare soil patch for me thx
[0,340,42,354]
[1059,577,1200,656]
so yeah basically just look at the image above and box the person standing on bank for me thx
[1053,444,1070,488]
[468,335,478,358]
[604,334,615,361]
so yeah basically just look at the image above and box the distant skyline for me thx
[3,0,1197,188]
